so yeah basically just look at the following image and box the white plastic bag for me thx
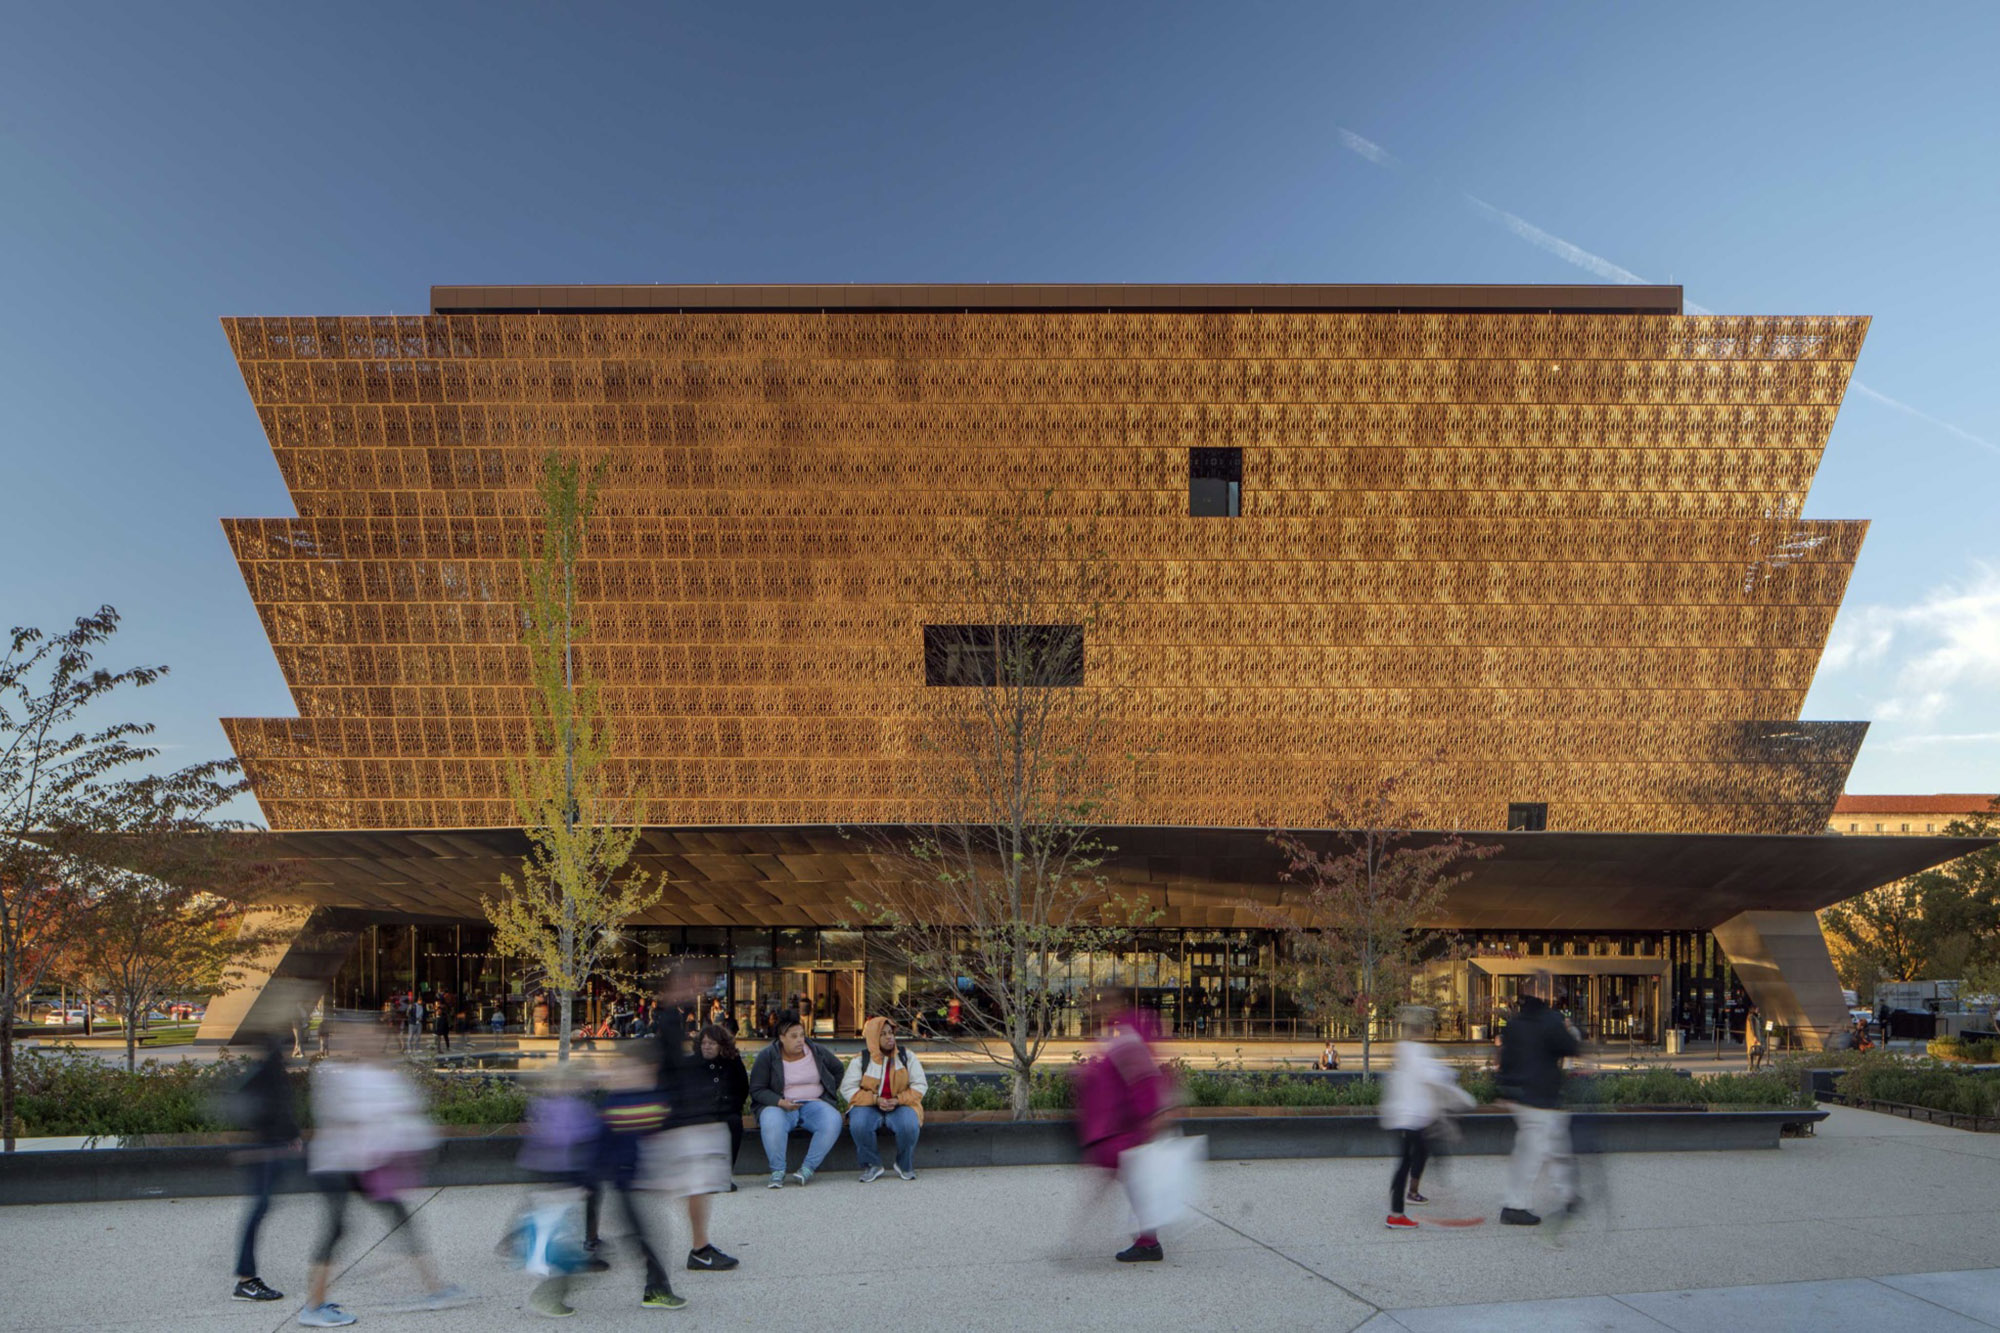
[1118,1132,1207,1232]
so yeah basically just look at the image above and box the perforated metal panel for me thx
[219,305,1871,835]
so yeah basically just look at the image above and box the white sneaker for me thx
[298,1304,357,1328]
[859,1164,884,1183]
[788,1169,811,1187]
[896,1166,916,1181]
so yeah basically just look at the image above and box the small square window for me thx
[1900,823,1910,833]
[1189,447,1242,517]
[1876,823,1884,832]
[1507,802,1548,832]
[1927,823,1936,833]
[1849,823,1859,832]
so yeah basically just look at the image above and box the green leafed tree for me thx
[1823,799,2000,1001]
[482,455,660,1062]
[64,808,294,1072]
[0,608,265,1148]
[1266,773,1498,1074]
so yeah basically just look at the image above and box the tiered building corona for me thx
[204,284,1985,1049]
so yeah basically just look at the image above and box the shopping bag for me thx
[522,1194,586,1277]
[1118,1132,1207,1232]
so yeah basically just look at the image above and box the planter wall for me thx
[0,1107,1822,1207]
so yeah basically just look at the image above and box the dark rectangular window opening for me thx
[1507,802,1548,832]
[1189,447,1242,517]
[924,624,1084,687]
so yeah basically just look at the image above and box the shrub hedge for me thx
[1835,1054,2000,1119]
[10,1045,1806,1137]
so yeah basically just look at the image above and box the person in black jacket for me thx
[230,1030,299,1303]
[652,966,739,1272]
[1496,976,1582,1227]
[698,1024,751,1190]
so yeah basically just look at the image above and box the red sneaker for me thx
[1385,1214,1418,1229]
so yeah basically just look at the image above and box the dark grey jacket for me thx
[1496,995,1580,1109]
[747,1040,845,1110]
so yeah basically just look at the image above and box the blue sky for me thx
[2,2,1996,813]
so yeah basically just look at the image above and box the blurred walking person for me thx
[298,1022,467,1327]
[1497,974,1581,1227]
[1073,994,1174,1262]
[511,1070,605,1317]
[230,1030,299,1303]
[651,966,739,1273]
[595,1046,687,1310]
[1380,1007,1474,1229]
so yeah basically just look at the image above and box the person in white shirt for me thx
[839,1016,928,1182]
[297,1021,466,1327]
[1379,1006,1474,1230]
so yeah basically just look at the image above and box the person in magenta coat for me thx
[1074,997,1173,1263]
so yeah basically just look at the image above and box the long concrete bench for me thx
[0,1107,1824,1206]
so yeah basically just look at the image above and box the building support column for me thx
[1711,910,1850,1050]
[194,907,360,1047]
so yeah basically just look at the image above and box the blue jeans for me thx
[757,1100,842,1176]
[848,1103,921,1173]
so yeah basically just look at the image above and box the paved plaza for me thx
[4,1106,1999,1331]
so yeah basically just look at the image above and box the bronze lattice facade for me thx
[220,284,1871,839]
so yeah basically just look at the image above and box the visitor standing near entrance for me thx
[749,1009,845,1186]
[840,1015,927,1181]
[1073,995,1175,1263]
[230,1030,299,1304]
[404,996,425,1055]
[1380,1007,1474,1229]
[649,966,740,1274]
[1496,974,1582,1227]
[434,995,453,1054]
[298,1023,467,1327]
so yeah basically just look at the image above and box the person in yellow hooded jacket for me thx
[839,1016,927,1182]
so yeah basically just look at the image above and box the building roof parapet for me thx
[428,282,1684,317]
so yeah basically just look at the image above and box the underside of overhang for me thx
[245,825,1990,933]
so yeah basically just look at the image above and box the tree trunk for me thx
[1,1000,15,1152]
[1010,1052,1031,1121]
[557,990,573,1063]
[125,999,139,1072]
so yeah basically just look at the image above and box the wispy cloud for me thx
[1882,730,2000,752]
[1335,128,1401,169]
[1848,380,2000,458]
[1824,567,2000,724]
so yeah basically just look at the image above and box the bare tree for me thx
[1267,774,1498,1074]
[482,454,659,1062]
[0,608,258,1149]
[853,506,1152,1119]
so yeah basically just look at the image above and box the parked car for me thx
[43,1009,86,1026]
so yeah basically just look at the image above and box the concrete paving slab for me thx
[1878,1269,2000,1326]
[1390,1295,1675,1332]
[1617,1276,1994,1332]
[10,1125,2000,1332]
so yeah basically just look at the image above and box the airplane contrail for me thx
[1849,381,2000,457]
[1336,126,2000,455]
